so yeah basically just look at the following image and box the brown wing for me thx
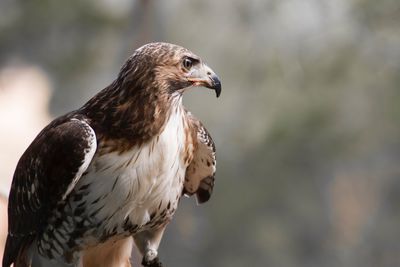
[184,112,216,204]
[2,116,97,267]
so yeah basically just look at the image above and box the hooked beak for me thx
[187,64,222,97]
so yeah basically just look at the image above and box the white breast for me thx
[76,105,189,233]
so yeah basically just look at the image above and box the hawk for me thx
[3,42,221,267]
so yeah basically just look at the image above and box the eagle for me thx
[3,42,221,267]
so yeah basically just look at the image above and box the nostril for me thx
[207,71,211,76]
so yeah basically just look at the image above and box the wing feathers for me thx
[62,119,97,200]
[3,116,97,267]
[184,113,216,204]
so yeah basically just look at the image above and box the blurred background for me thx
[0,0,400,266]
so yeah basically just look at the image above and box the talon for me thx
[142,256,164,267]
[145,249,157,261]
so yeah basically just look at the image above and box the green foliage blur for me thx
[1,0,400,266]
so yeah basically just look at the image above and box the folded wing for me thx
[3,116,97,267]
[184,112,216,204]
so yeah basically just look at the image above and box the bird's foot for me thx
[141,249,163,267]
[142,256,164,267]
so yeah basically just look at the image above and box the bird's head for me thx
[120,42,221,98]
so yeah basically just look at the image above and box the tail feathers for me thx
[3,235,76,267]
[2,234,33,267]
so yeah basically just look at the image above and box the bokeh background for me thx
[1,0,400,266]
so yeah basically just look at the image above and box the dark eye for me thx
[182,57,193,70]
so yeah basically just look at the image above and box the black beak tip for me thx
[214,82,221,98]
[210,75,222,98]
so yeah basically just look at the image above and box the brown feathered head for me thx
[80,42,221,147]
[117,42,221,98]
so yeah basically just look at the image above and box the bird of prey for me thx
[3,42,221,267]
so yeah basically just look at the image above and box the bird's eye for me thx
[182,58,193,70]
